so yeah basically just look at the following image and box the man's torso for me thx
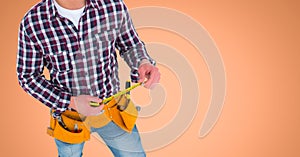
[22,0,126,98]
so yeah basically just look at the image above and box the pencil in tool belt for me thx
[89,82,143,107]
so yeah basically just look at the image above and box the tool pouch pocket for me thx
[47,110,90,144]
[85,95,139,132]
[113,95,138,132]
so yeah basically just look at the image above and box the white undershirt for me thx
[53,0,85,29]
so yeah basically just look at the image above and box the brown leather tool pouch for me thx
[47,110,90,144]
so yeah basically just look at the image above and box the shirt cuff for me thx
[139,59,151,67]
[52,91,71,118]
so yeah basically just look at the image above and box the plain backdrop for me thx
[0,0,299,156]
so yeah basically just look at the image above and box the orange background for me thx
[1,0,299,156]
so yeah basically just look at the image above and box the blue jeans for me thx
[55,122,146,157]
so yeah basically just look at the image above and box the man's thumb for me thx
[88,96,102,103]
[138,68,146,82]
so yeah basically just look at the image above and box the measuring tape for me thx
[89,82,143,107]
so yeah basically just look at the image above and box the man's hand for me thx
[69,95,104,116]
[138,60,160,88]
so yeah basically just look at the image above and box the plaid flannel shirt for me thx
[17,0,154,117]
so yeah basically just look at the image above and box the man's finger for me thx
[144,69,158,88]
[143,71,153,88]
[149,74,160,89]
[138,74,146,83]
[87,96,102,103]
[152,72,160,84]
[147,68,160,88]
[138,67,148,83]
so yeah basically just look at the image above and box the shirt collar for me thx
[87,0,98,9]
[47,0,56,20]
[47,0,98,20]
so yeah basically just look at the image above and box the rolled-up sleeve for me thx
[115,4,156,83]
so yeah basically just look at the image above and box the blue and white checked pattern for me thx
[17,0,154,117]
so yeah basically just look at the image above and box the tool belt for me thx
[85,94,138,132]
[47,94,139,144]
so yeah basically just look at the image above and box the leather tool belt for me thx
[47,94,138,144]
